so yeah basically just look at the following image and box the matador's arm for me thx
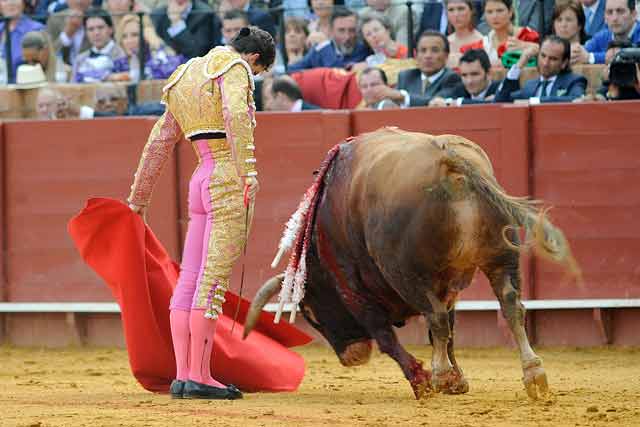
[218,63,257,179]
[127,111,183,207]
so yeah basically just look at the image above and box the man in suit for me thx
[573,0,640,64]
[430,49,500,106]
[152,0,222,59]
[580,0,607,38]
[287,7,369,72]
[228,0,276,38]
[495,35,588,103]
[46,0,92,65]
[268,75,321,111]
[358,67,400,109]
[376,30,462,107]
[221,9,249,44]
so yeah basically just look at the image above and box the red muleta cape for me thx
[67,197,312,393]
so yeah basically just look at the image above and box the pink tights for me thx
[168,157,225,387]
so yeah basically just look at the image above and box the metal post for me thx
[406,1,414,58]
[538,0,546,38]
[137,12,145,81]
[3,17,13,83]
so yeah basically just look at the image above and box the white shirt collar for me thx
[421,68,446,84]
[290,99,303,112]
[92,39,115,55]
[471,82,491,100]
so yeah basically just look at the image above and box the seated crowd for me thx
[1,0,639,118]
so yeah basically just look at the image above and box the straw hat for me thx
[10,63,48,89]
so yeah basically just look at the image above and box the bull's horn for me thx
[271,247,286,269]
[242,273,284,340]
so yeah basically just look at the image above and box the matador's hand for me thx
[243,177,260,206]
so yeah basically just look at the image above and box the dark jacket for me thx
[439,81,500,104]
[247,5,276,38]
[152,0,222,59]
[397,67,462,106]
[287,39,370,72]
[495,70,587,103]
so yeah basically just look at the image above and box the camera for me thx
[609,48,640,87]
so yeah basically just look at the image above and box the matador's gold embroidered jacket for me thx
[128,46,257,207]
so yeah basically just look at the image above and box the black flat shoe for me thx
[183,380,241,400]
[170,379,186,399]
[226,384,243,400]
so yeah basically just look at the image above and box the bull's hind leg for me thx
[484,262,549,400]
[425,294,469,395]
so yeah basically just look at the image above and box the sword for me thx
[230,184,251,335]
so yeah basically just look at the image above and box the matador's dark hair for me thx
[230,26,276,69]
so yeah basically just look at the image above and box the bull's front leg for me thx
[371,325,433,399]
[487,266,549,400]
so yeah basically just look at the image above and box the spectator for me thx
[287,7,369,72]
[478,0,555,36]
[284,16,309,64]
[467,0,540,66]
[46,0,92,65]
[0,0,45,81]
[45,0,100,14]
[573,0,640,64]
[72,8,127,83]
[495,35,588,102]
[446,0,483,68]
[151,0,222,59]
[360,12,408,66]
[376,31,463,107]
[105,0,138,31]
[553,0,588,48]
[418,0,450,36]
[269,75,321,111]
[605,62,640,100]
[358,66,399,109]
[112,13,184,81]
[21,31,58,82]
[221,9,249,44]
[358,0,418,47]
[431,48,499,105]
[35,86,93,119]
[307,0,334,47]
[596,38,633,95]
[228,0,276,37]
[580,0,607,38]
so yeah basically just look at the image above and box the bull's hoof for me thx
[410,367,433,400]
[522,358,549,400]
[338,341,372,367]
[432,369,469,395]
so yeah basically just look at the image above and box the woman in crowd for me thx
[360,12,407,65]
[552,0,588,65]
[552,0,587,43]
[446,0,483,68]
[307,0,333,46]
[21,30,58,81]
[111,13,184,81]
[0,0,45,81]
[463,0,538,66]
[284,16,309,64]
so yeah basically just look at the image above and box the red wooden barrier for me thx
[530,101,640,345]
[2,118,179,302]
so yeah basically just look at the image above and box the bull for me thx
[244,128,580,400]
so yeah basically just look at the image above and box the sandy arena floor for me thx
[1,344,639,427]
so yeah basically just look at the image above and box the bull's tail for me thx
[440,153,582,280]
